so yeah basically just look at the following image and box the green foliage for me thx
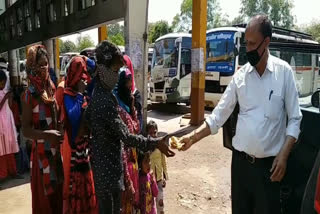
[109,33,125,46]
[303,21,320,43]
[59,39,77,53]
[171,0,224,32]
[76,35,95,52]
[107,23,125,46]
[148,21,173,43]
[240,0,294,29]
[230,15,245,26]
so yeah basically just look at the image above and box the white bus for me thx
[149,33,192,104]
[205,25,320,107]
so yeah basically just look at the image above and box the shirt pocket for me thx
[265,94,284,120]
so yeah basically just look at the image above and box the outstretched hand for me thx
[156,136,175,157]
[179,135,193,151]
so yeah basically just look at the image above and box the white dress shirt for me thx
[206,54,302,158]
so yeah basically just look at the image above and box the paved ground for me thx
[0,104,232,214]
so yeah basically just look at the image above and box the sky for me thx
[61,0,320,45]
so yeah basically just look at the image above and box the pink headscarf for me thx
[123,55,136,93]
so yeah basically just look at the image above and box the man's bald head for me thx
[246,15,273,39]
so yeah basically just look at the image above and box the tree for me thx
[240,0,295,29]
[59,39,77,53]
[230,15,245,26]
[171,0,224,32]
[76,35,95,52]
[109,33,125,46]
[148,21,172,43]
[302,20,320,43]
[107,23,125,46]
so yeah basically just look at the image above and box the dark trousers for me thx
[232,150,281,214]
[98,190,121,214]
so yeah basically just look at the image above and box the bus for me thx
[205,25,320,107]
[149,33,192,104]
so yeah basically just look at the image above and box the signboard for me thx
[206,31,236,76]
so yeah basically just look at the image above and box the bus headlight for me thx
[165,87,177,93]
[169,68,177,77]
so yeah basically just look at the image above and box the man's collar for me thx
[248,52,274,73]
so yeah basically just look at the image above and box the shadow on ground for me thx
[0,172,30,191]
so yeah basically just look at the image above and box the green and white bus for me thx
[149,33,192,104]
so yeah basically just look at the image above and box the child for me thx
[0,69,19,182]
[147,120,168,214]
[139,152,158,214]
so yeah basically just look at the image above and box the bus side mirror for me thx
[311,90,320,109]
[175,37,182,47]
[234,47,239,57]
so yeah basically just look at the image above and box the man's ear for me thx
[265,37,271,46]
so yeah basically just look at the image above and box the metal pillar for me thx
[124,0,149,132]
[190,0,207,125]
[98,26,108,43]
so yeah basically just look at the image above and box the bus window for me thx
[153,39,177,68]
[296,52,312,66]
[182,37,192,49]
[180,48,191,78]
[280,50,294,64]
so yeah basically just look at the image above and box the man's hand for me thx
[270,152,287,182]
[156,136,175,157]
[180,135,193,151]
[270,136,296,182]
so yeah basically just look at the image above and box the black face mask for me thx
[246,39,266,66]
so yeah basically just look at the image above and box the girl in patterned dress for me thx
[139,152,158,214]
[113,68,141,214]
[21,45,64,214]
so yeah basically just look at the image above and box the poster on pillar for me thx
[130,40,143,70]
[191,48,204,73]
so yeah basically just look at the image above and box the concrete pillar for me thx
[42,39,55,83]
[5,0,19,87]
[8,49,18,86]
[42,39,55,69]
[124,0,149,133]
[190,0,207,125]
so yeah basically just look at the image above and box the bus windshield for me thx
[206,31,236,75]
[152,38,177,68]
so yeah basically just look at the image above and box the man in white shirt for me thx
[179,15,302,214]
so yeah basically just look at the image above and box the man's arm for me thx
[270,66,302,182]
[180,76,238,151]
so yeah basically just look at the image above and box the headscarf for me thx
[64,56,91,96]
[95,40,124,91]
[123,55,136,93]
[113,68,133,113]
[26,45,55,104]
